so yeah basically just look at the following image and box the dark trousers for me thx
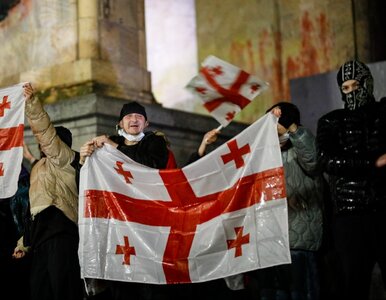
[109,281,195,300]
[0,198,31,299]
[108,278,246,300]
[332,212,386,300]
[30,234,83,300]
[246,250,320,300]
[290,250,320,300]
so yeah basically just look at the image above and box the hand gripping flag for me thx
[186,55,269,127]
[0,83,25,198]
[78,113,290,284]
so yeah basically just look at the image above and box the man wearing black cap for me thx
[316,60,386,299]
[247,102,325,299]
[80,101,177,299]
[13,83,83,300]
[80,101,169,169]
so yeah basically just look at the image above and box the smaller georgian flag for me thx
[186,55,269,127]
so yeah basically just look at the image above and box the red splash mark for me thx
[286,56,299,79]
[284,56,299,99]
[317,13,332,70]
[257,28,285,101]
[272,31,284,100]
[258,29,270,76]
[285,10,333,99]
[229,30,285,104]
[258,29,283,100]
[226,10,333,104]
[230,41,247,69]
[230,40,255,74]
[299,11,320,76]
[246,40,255,72]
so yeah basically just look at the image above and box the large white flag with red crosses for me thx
[186,55,269,127]
[78,113,290,284]
[0,83,25,198]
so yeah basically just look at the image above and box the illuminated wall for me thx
[145,0,199,112]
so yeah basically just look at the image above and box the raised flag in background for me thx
[0,83,25,198]
[78,113,290,284]
[186,55,269,127]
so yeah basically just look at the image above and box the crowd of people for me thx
[0,59,385,300]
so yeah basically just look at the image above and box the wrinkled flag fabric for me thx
[78,113,290,284]
[0,83,25,198]
[186,55,269,127]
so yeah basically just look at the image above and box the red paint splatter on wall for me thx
[299,11,320,76]
[271,58,283,100]
[229,40,256,74]
[246,39,255,72]
[227,10,333,105]
[317,13,332,70]
[283,10,333,100]
[255,28,285,102]
[258,29,269,76]
[285,56,299,98]
[273,31,284,100]
[230,41,247,69]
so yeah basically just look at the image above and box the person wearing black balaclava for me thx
[316,60,386,300]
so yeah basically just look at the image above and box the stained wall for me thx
[195,0,384,123]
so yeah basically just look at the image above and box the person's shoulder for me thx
[377,97,386,107]
[364,98,386,113]
[319,108,344,121]
[143,131,168,143]
[140,131,169,152]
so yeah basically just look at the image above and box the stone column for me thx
[0,0,153,104]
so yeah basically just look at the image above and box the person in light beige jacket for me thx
[13,83,83,300]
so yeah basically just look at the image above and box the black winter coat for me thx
[316,99,386,215]
[110,131,169,169]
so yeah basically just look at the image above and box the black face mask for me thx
[343,85,372,110]
[337,60,375,111]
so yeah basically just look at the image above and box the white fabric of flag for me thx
[78,113,290,284]
[186,55,269,127]
[0,83,25,198]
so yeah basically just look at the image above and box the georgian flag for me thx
[186,55,269,127]
[0,83,25,198]
[78,113,290,284]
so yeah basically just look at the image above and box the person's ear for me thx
[116,121,123,132]
[144,120,149,128]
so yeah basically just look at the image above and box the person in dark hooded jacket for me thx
[247,102,325,300]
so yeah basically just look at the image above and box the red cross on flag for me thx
[186,55,269,127]
[0,83,25,198]
[78,113,290,284]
